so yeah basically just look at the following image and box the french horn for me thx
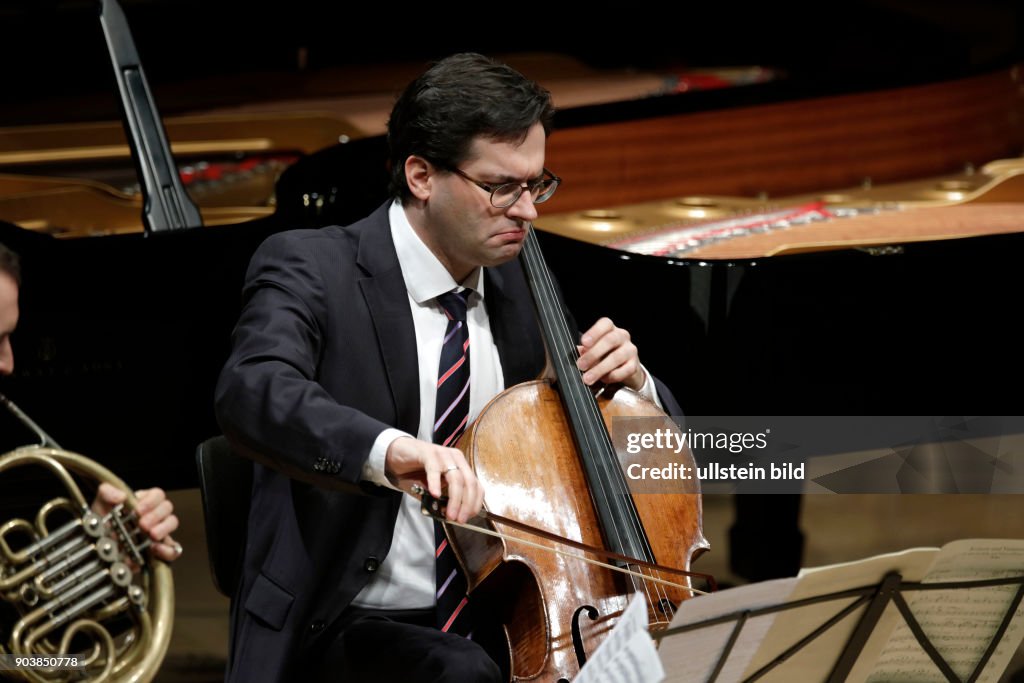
[0,392,173,682]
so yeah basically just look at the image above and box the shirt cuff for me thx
[363,428,413,491]
[635,364,664,410]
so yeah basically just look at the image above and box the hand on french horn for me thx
[384,436,484,523]
[93,482,183,563]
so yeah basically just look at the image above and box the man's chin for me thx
[483,242,524,266]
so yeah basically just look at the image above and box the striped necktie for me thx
[432,289,472,635]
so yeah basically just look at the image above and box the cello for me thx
[437,224,710,681]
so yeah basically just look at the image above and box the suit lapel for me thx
[355,204,420,435]
[486,263,546,387]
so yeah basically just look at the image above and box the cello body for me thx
[452,379,708,682]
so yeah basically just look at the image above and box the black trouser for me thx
[310,607,502,683]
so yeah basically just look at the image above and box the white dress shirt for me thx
[352,201,504,608]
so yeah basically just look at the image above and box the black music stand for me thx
[655,572,1024,683]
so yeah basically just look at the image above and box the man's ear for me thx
[405,156,433,201]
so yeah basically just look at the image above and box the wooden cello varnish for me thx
[450,225,708,682]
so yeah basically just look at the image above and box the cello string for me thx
[537,264,675,625]
[525,226,670,614]
[527,232,679,616]
[526,228,630,541]
[524,228,686,623]
[523,228,620,528]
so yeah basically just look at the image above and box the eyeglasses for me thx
[449,167,561,208]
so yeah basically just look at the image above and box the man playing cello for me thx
[215,52,682,682]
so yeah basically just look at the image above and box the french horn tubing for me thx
[0,392,173,682]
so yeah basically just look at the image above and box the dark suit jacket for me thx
[214,201,681,682]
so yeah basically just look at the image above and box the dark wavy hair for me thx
[0,244,20,286]
[387,53,555,201]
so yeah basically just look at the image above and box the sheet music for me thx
[574,593,665,683]
[864,539,1024,683]
[647,541,1024,683]
[658,577,799,683]
[736,547,938,682]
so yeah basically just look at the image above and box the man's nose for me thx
[506,187,538,221]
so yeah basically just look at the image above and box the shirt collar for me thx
[389,200,484,304]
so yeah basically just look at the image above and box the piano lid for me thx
[1,1,1020,236]
[536,160,1024,258]
[1,1,1023,486]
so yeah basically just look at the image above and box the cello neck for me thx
[518,225,655,565]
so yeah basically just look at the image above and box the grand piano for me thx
[1,0,1022,499]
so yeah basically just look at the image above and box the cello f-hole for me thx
[571,604,600,667]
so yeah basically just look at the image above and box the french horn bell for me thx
[0,392,173,682]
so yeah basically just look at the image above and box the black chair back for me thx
[195,435,252,598]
